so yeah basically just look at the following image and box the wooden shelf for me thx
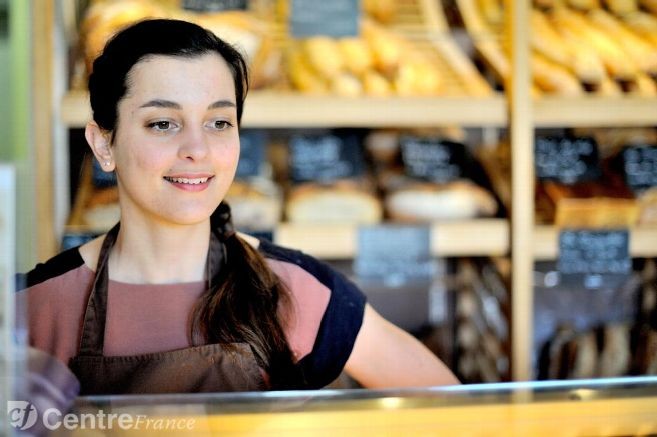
[535,97,657,128]
[277,219,509,258]
[61,90,507,128]
[65,219,509,259]
[533,225,657,260]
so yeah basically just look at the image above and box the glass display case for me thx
[33,377,655,436]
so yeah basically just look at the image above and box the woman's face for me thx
[110,53,240,226]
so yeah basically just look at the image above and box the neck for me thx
[108,216,211,284]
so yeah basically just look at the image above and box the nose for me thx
[178,127,209,161]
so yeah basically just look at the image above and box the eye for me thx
[209,120,233,131]
[147,120,178,132]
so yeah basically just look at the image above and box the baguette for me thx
[531,52,584,95]
[587,8,657,76]
[622,12,657,49]
[603,0,639,15]
[551,7,638,80]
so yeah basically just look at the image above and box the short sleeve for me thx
[258,240,367,389]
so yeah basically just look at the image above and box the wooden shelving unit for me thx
[61,90,507,128]
[33,0,657,386]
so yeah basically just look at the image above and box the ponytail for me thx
[189,202,300,388]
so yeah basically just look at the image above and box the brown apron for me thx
[68,220,266,395]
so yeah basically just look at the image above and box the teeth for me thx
[166,177,209,185]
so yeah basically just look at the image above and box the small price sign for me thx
[289,133,364,183]
[557,229,631,276]
[400,137,466,183]
[354,225,435,286]
[290,0,360,37]
[623,145,657,194]
[236,130,267,179]
[535,136,600,185]
[182,0,247,12]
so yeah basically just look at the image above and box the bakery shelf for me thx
[457,0,657,127]
[61,90,507,128]
[533,224,657,260]
[534,96,657,127]
[276,219,509,259]
[65,219,509,259]
[61,0,505,129]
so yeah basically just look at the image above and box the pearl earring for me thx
[104,161,110,167]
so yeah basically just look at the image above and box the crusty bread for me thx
[285,182,383,224]
[386,180,498,222]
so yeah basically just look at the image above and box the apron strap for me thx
[77,222,120,356]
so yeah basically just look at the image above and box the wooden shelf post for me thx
[507,0,534,381]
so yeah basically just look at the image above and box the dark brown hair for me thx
[89,19,297,388]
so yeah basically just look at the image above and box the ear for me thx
[85,121,115,172]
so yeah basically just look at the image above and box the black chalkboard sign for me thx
[400,137,466,183]
[236,130,267,179]
[182,0,247,11]
[535,136,600,185]
[354,225,435,285]
[289,133,364,183]
[290,0,360,38]
[623,145,657,194]
[557,230,631,275]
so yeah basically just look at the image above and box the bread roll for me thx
[302,37,345,79]
[286,49,328,94]
[363,0,397,23]
[362,70,394,96]
[331,72,363,97]
[338,38,374,76]
[286,183,383,224]
[386,180,498,222]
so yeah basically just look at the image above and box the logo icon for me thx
[7,401,38,430]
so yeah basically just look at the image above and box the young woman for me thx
[18,19,458,394]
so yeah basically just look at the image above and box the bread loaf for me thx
[542,180,640,227]
[286,182,383,224]
[386,180,498,222]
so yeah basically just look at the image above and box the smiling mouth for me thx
[163,176,213,185]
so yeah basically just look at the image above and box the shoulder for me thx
[16,246,87,291]
[257,239,367,388]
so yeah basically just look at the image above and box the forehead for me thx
[124,53,235,101]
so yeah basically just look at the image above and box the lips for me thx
[163,174,214,192]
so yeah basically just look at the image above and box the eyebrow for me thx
[139,99,236,110]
